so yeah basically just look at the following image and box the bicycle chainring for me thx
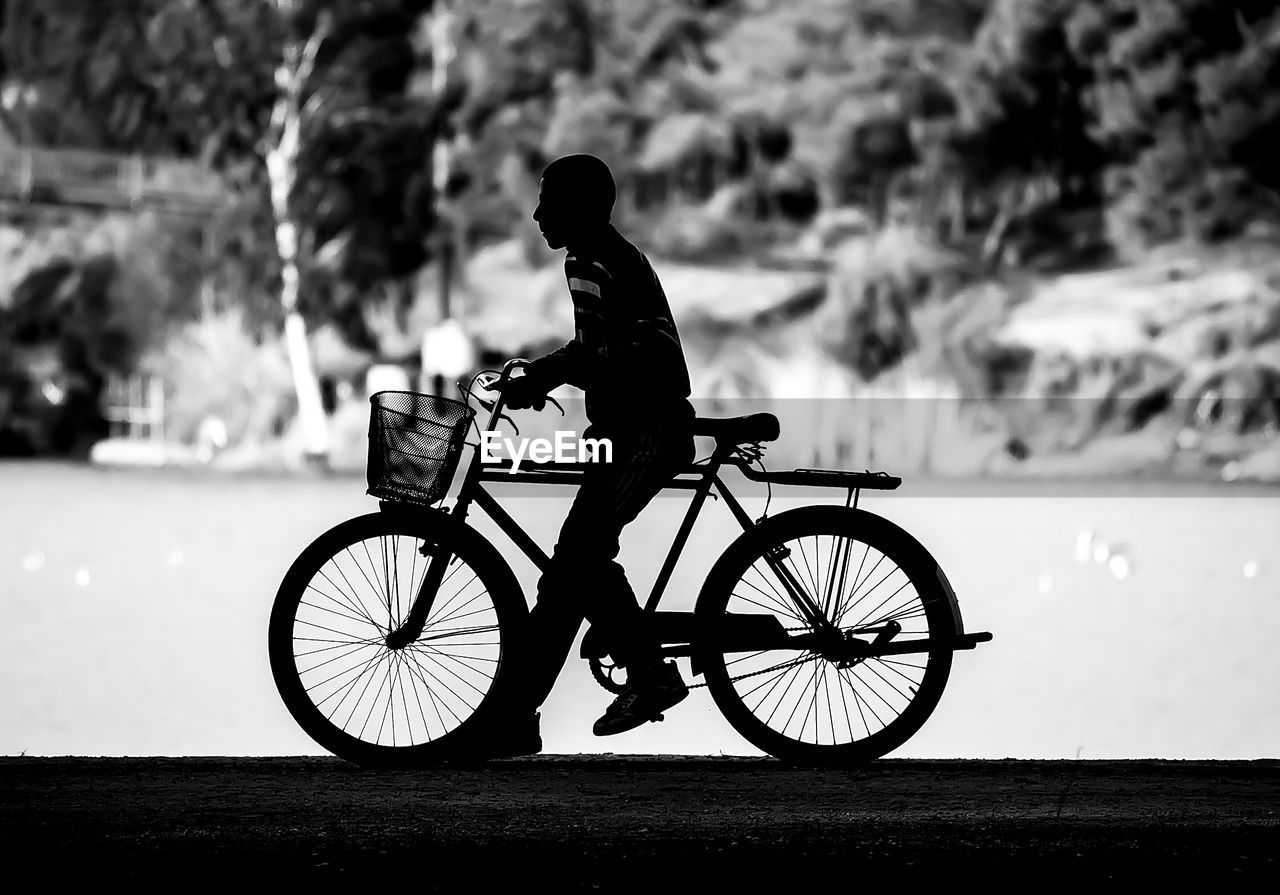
[588,656,628,694]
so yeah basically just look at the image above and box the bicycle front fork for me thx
[382,501,462,650]
[384,543,452,650]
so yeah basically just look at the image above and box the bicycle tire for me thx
[694,506,957,766]
[268,510,527,766]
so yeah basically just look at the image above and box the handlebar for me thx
[470,358,563,435]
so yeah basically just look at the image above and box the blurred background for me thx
[1,0,1278,759]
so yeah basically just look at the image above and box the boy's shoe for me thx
[592,661,689,737]
[469,712,542,759]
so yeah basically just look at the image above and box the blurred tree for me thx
[933,0,1104,267]
[1067,0,1280,253]
[1,0,438,334]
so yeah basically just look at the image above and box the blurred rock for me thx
[1230,441,1280,483]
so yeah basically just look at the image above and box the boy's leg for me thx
[512,428,693,714]
[582,429,695,677]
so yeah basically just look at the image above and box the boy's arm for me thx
[523,259,607,392]
[522,339,589,393]
[627,314,683,365]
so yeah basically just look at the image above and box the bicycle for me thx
[268,358,992,766]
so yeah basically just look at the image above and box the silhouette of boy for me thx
[492,153,695,752]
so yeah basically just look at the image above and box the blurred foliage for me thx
[5,0,1278,311]
[156,304,296,449]
[4,0,1280,463]
[0,213,212,452]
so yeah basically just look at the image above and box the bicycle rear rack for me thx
[737,465,902,490]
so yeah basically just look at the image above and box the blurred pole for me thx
[428,1,455,398]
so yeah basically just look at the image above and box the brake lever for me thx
[497,413,520,436]
[535,396,565,416]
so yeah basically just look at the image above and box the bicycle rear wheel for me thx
[268,511,526,766]
[695,506,956,766]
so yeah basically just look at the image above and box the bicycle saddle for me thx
[692,412,780,444]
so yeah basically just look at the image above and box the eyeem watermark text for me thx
[480,430,612,472]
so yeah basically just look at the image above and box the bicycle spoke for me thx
[799,661,820,742]
[861,659,914,704]
[846,573,913,628]
[313,567,381,630]
[730,589,804,622]
[294,635,382,651]
[781,552,820,620]
[429,601,496,631]
[437,552,470,592]
[308,646,385,702]
[847,663,897,715]
[380,534,395,631]
[834,665,874,737]
[822,662,837,746]
[304,579,377,628]
[298,639,379,678]
[763,661,808,729]
[338,649,392,730]
[358,653,394,741]
[743,560,804,622]
[297,617,374,641]
[391,535,402,631]
[425,572,484,628]
[403,651,450,734]
[328,557,383,629]
[841,563,900,627]
[873,657,926,687]
[401,649,474,721]
[781,661,820,739]
[300,597,378,630]
[880,657,927,672]
[379,655,401,746]
[838,551,885,623]
[398,653,433,741]
[405,643,492,698]
[750,661,802,720]
[419,623,500,641]
[410,637,499,671]
[357,540,391,618]
[822,535,851,620]
[738,573,808,624]
[796,537,821,610]
[832,660,855,743]
[725,648,772,669]
[738,657,800,703]
[856,602,928,631]
[836,542,872,624]
[418,648,499,664]
[407,539,420,618]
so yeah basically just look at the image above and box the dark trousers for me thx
[513,425,695,713]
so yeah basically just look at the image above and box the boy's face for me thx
[532,178,572,250]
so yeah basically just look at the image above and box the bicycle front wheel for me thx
[695,506,957,766]
[268,511,526,766]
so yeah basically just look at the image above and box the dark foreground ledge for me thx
[3,757,1278,886]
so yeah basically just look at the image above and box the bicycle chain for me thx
[688,653,819,689]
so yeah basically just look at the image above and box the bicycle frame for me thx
[385,359,990,662]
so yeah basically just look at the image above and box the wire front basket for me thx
[367,390,476,506]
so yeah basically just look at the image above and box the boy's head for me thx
[533,154,616,250]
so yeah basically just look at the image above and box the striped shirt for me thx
[526,226,694,431]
